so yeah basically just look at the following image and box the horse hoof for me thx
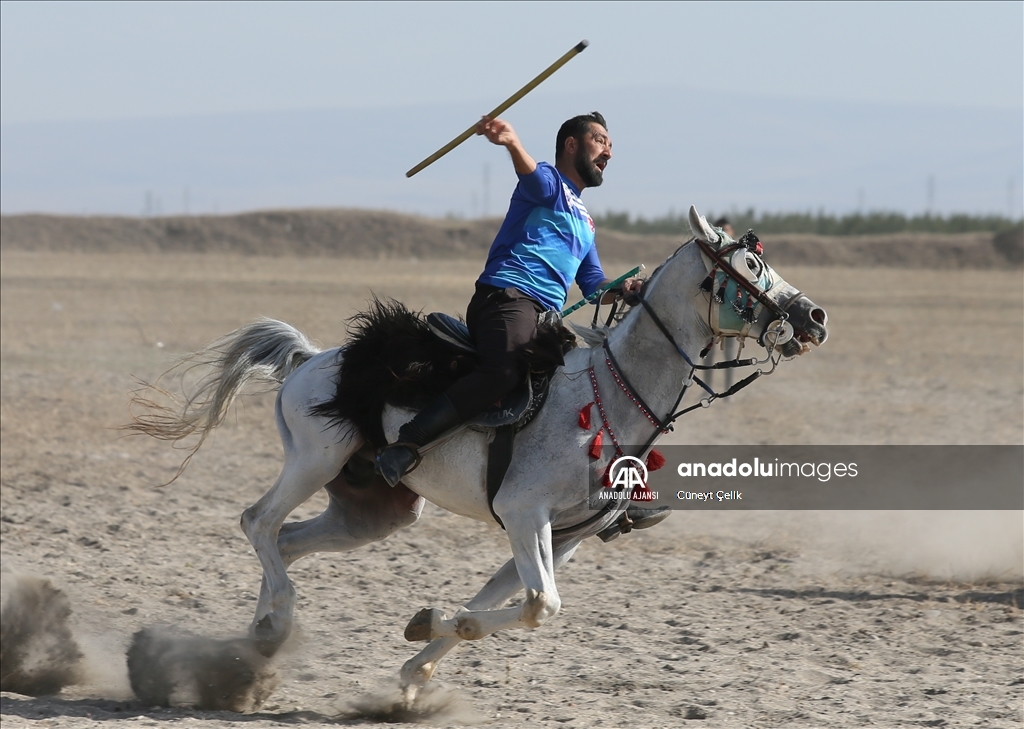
[404,608,443,642]
[400,681,420,710]
[251,615,288,657]
[400,656,437,687]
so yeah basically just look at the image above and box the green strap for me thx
[561,266,643,317]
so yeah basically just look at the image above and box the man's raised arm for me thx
[476,116,537,176]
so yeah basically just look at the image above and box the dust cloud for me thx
[126,626,279,712]
[343,679,486,725]
[0,572,84,695]
[668,510,1023,582]
[1,569,280,712]
[810,511,1023,582]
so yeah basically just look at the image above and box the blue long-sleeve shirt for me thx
[478,162,606,311]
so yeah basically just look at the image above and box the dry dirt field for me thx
[1,248,1022,728]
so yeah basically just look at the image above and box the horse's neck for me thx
[598,246,711,438]
[601,309,700,421]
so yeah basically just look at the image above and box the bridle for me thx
[567,231,800,539]
[598,234,795,460]
[694,238,790,322]
[695,236,813,348]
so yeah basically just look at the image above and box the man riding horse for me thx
[376,112,644,487]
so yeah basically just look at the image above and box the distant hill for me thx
[2,210,1020,269]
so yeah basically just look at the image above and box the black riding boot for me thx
[376,394,463,487]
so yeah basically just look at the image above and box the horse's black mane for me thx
[310,298,574,448]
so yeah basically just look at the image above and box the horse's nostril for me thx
[811,308,827,326]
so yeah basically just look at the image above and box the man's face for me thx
[573,124,612,188]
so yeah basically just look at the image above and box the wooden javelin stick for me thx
[405,39,590,178]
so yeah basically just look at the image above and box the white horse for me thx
[130,207,828,699]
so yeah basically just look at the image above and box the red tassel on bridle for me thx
[578,402,594,430]
[646,449,666,472]
[581,401,606,460]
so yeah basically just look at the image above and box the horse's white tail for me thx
[125,318,322,480]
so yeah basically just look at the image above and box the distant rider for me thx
[377,112,641,487]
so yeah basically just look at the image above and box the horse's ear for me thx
[688,205,720,244]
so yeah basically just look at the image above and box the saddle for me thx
[425,313,548,430]
[425,312,556,528]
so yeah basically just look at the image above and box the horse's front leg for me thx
[400,558,522,691]
[404,502,573,644]
[400,539,579,702]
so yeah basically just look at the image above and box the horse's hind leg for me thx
[242,459,346,652]
[248,472,424,637]
[240,387,356,654]
[277,473,425,566]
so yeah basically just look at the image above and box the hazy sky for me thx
[2,1,1022,125]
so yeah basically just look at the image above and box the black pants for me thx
[444,283,545,421]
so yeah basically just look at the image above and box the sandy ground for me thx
[1,250,1022,728]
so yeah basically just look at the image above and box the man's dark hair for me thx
[713,217,731,229]
[555,112,607,161]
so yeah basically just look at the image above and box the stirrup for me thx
[376,442,424,487]
[597,506,671,543]
[597,512,633,543]
[629,505,672,530]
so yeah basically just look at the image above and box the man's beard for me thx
[574,147,604,187]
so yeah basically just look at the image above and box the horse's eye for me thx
[746,254,761,274]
